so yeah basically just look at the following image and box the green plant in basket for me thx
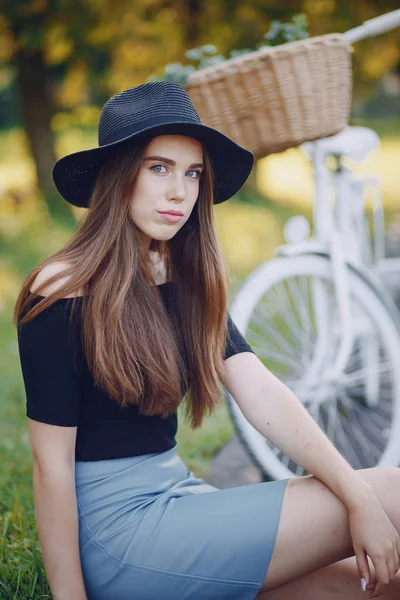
[263,13,309,46]
[149,14,309,87]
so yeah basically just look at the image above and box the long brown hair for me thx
[13,135,229,428]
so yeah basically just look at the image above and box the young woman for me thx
[14,81,400,600]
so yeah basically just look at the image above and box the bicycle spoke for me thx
[334,415,366,469]
[256,288,304,355]
[326,396,338,441]
[270,280,312,349]
[250,346,304,371]
[341,361,392,386]
[338,391,382,463]
[248,310,300,361]
[293,276,316,355]
[258,279,316,355]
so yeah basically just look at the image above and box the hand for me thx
[347,491,400,598]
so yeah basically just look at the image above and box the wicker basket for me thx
[186,33,353,160]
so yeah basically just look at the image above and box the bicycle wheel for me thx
[226,253,400,480]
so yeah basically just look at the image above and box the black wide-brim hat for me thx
[52,81,254,208]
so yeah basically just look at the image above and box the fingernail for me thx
[360,578,366,591]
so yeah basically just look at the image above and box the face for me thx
[129,134,204,250]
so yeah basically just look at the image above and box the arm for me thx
[17,263,87,599]
[223,351,372,503]
[29,420,88,600]
[224,352,400,595]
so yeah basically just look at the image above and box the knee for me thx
[376,465,400,481]
[372,466,400,497]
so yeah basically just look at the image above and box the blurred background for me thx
[0,1,399,595]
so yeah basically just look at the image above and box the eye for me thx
[187,170,203,180]
[150,164,203,179]
[150,164,167,174]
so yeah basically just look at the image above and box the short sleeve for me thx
[17,301,83,426]
[224,313,255,360]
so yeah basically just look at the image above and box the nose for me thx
[167,173,186,203]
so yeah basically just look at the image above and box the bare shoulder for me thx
[30,262,86,298]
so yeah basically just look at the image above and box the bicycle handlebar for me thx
[343,9,400,43]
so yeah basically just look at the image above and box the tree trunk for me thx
[185,0,203,46]
[13,47,76,228]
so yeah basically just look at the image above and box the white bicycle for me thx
[226,10,400,481]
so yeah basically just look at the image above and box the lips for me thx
[158,210,184,216]
[158,211,185,224]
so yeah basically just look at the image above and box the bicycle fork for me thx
[291,146,357,393]
[331,162,382,406]
[304,148,379,404]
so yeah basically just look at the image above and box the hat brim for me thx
[52,122,254,208]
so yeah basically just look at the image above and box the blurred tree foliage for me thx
[0,0,399,225]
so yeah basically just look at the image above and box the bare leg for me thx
[256,556,400,599]
[258,466,400,593]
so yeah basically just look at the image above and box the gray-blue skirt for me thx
[75,445,289,600]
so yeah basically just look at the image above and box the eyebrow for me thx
[143,155,204,169]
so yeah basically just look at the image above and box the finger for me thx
[371,560,390,598]
[390,551,400,579]
[394,550,400,575]
[356,549,371,589]
[366,556,376,591]
[389,553,398,578]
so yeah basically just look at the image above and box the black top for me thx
[17,283,254,461]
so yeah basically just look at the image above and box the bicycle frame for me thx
[276,127,395,390]
[277,143,354,385]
